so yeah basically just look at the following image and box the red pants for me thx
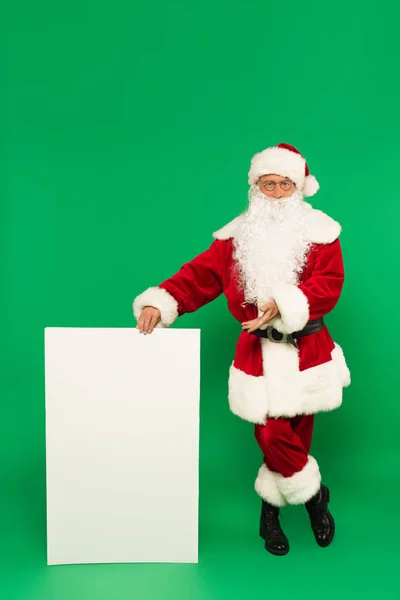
[254,415,314,478]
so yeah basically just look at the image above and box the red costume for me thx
[133,143,350,553]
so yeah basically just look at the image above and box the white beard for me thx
[233,185,312,306]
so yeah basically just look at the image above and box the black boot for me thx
[305,485,335,547]
[259,500,289,556]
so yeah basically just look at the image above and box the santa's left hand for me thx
[241,300,280,333]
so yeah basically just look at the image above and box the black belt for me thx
[249,318,325,348]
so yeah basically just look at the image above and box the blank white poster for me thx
[44,327,200,565]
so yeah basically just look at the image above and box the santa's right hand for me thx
[137,306,161,334]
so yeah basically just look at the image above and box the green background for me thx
[2,0,399,598]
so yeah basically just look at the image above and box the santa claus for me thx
[133,142,351,556]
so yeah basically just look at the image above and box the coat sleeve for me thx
[270,238,345,334]
[132,239,224,327]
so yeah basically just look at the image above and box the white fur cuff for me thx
[132,286,179,327]
[271,283,309,334]
[254,464,287,507]
[275,456,321,504]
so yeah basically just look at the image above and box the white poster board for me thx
[44,327,200,565]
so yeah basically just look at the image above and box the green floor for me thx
[2,388,397,600]
[2,479,395,600]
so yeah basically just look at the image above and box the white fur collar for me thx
[212,203,341,245]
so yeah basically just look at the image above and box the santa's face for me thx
[232,183,311,307]
[257,173,296,199]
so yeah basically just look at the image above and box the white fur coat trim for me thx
[228,343,350,424]
[228,362,269,425]
[212,203,341,245]
[254,464,287,507]
[133,286,179,327]
[275,456,321,504]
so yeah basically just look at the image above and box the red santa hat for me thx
[248,142,320,197]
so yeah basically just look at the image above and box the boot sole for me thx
[265,546,290,556]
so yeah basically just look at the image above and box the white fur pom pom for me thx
[302,175,320,197]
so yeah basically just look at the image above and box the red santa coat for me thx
[133,205,351,425]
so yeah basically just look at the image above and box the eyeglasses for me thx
[258,180,294,191]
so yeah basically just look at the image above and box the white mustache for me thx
[246,186,304,218]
